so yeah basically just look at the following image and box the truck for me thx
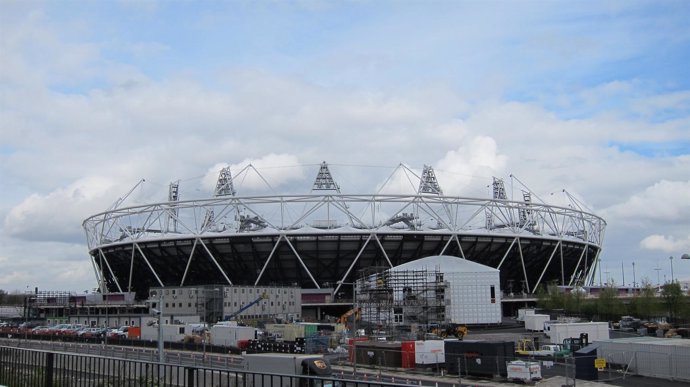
[516,340,568,358]
[544,321,609,344]
[242,353,336,387]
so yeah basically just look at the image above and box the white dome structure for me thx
[391,255,500,274]
[391,255,502,325]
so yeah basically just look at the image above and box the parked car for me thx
[108,326,129,339]
[78,327,107,338]
[57,324,85,336]
[31,326,50,334]
[45,324,69,335]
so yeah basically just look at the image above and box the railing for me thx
[0,345,411,387]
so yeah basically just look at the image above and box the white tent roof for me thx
[391,255,498,274]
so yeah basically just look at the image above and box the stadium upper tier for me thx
[82,163,606,300]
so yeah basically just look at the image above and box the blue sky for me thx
[1,0,689,292]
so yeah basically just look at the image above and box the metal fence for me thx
[0,345,417,387]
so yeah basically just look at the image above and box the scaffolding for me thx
[356,267,448,336]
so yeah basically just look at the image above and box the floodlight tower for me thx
[418,165,443,195]
[166,180,180,232]
[215,167,236,197]
[311,161,354,227]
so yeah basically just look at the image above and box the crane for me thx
[223,292,268,321]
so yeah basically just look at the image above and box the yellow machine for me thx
[337,307,361,324]
[515,338,536,356]
[431,324,468,339]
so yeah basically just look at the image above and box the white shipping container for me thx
[414,340,445,365]
[210,325,257,347]
[524,314,550,331]
[545,322,609,344]
[141,324,193,342]
[517,308,536,321]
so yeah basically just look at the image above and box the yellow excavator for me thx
[338,307,361,324]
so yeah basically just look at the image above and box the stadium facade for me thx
[82,162,606,301]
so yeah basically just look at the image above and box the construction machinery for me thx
[223,292,268,321]
[337,307,361,324]
[430,324,468,339]
[562,333,589,354]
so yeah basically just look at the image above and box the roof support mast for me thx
[311,161,353,227]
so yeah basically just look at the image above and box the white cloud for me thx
[640,234,690,254]
[4,176,117,243]
[436,136,508,196]
[603,180,690,223]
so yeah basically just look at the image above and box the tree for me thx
[596,283,624,321]
[564,288,586,316]
[536,282,564,311]
[661,282,685,322]
[630,282,659,319]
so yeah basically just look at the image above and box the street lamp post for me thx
[158,297,164,364]
[598,258,602,286]
[655,266,661,289]
[670,256,674,283]
[149,291,165,365]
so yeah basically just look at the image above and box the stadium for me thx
[82,162,606,302]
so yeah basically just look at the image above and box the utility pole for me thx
[655,266,661,288]
[598,258,602,286]
[338,280,358,376]
[670,256,674,283]
[158,296,164,364]
[632,262,636,288]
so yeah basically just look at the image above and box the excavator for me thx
[337,307,361,324]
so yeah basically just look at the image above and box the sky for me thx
[1,0,689,294]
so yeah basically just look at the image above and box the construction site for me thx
[354,266,453,339]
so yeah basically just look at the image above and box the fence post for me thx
[186,367,195,387]
[44,352,54,387]
[457,358,462,386]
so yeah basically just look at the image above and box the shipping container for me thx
[445,340,515,377]
[210,324,257,347]
[414,340,445,365]
[517,308,535,322]
[353,341,402,368]
[545,322,609,344]
[401,341,415,368]
[524,314,550,331]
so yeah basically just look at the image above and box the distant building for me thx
[147,285,301,323]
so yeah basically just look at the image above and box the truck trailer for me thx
[544,322,609,344]
[242,353,336,387]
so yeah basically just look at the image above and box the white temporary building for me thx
[390,255,502,325]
